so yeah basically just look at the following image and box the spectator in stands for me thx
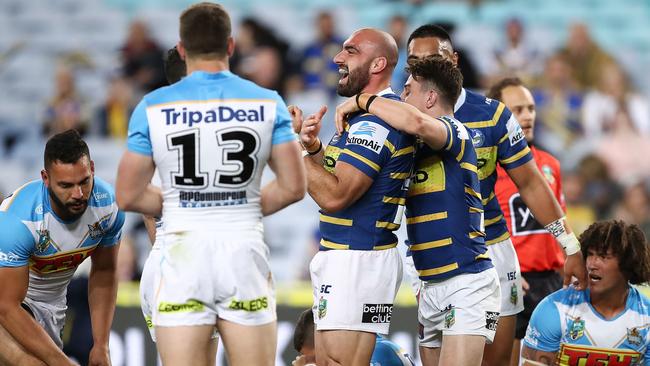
[120,20,166,93]
[490,18,540,84]
[555,22,616,91]
[387,14,409,94]
[614,181,650,239]
[43,65,89,137]
[562,172,596,236]
[95,76,135,139]
[582,62,650,139]
[576,154,622,220]
[231,17,294,96]
[531,54,583,157]
[488,77,565,366]
[299,11,343,97]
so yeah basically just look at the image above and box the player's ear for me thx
[226,37,235,58]
[370,56,387,75]
[41,169,49,186]
[426,89,437,109]
[177,41,186,60]
[452,51,459,68]
[90,160,95,174]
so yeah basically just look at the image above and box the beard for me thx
[48,186,88,221]
[336,62,372,97]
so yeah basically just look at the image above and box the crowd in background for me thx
[1,0,649,284]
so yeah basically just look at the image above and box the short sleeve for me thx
[497,108,533,170]
[338,118,393,179]
[99,210,125,247]
[523,294,563,352]
[127,99,153,156]
[0,212,35,267]
[271,93,297,145]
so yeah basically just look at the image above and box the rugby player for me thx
[292,28,414,365]
[335,55,500,366]
[292,308,415,366]
[116,3,306,365]
[489,77,566,366]
[523,220,650,365]
[0,129,124,366]
[405,24,587,366]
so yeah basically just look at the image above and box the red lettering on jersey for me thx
[564,348,588,364]
[30,247,96,274]
[559,344,638,366]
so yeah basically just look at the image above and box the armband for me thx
[545,217,580,255]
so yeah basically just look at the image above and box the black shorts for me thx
[515,270,563,339]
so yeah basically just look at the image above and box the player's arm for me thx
[0,214,73,365]
[261,140,306,216]
[116,98,163,217]
[507,161,586,289]
[87,244,119,366]
[521,347,557,365]
[116,154,161,217]
[335,94,449,150]
[261,98,308,216]
[142,215,157,244]
[87,210,124,366]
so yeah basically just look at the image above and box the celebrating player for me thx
[0,129,124,366]
[116,3,306,365]
[292,28,414,365]
[405,24,587,365]
[335,55,500,366]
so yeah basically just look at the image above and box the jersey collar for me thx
[377,87,395,97]
[186,70,235,81]
[454,87,467,113]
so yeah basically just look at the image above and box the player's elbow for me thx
[320,198,348,214]
[412,113,429,136]
[115,191,135,212]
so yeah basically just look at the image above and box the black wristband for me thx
[307,139,323,155]
[355,94,362,109]
[365,95,378,112]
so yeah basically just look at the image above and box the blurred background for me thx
[0,0,649,364]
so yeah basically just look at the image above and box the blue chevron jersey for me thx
[454,88,533,245]
[524,286,650,365]
[406,115,492,281]
[0,178,124,303]
[319,91,415,251]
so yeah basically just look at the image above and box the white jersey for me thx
[127,70,296,234]
[0,178,124,304]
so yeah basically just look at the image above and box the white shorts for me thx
[22,298,66,349]
[150,231,276,329]
[487,238,524,316]
[309,248,402,335]
[418,267,501,348]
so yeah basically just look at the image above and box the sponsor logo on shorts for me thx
[157,299,204,313]
[510,283,518,305]
[320,285,332,294]
[485,311,499,331]
[362,303,392,324]
[228,296,268,312]
[144,315,153,329]
[318,296,327,319]
[444,308,456,329]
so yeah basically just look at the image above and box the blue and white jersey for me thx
[127,70,296,234]
[371,335,415,366]
[0,179,124,304]
[524,286,650,365]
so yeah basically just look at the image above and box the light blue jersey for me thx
[524,286,650,365]
[126,70,296,234]
[371,335,415,366]
[0,178,124,303]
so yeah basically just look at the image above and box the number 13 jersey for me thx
[127,71,296,233]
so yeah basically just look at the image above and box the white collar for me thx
[377,87,395,96]
[454,87,467,113]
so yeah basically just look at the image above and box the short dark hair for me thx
[486,77,524,101]
[407,24,453,50]
[179,2,231,58]
[407,55,463,107]
[164,46,187,84]
[580,220,650,284]
[293,309,315,352]
[44,129,90,169]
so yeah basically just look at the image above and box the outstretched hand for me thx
[300,105,327,150]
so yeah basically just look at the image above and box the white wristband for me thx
[558,231,581,256]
